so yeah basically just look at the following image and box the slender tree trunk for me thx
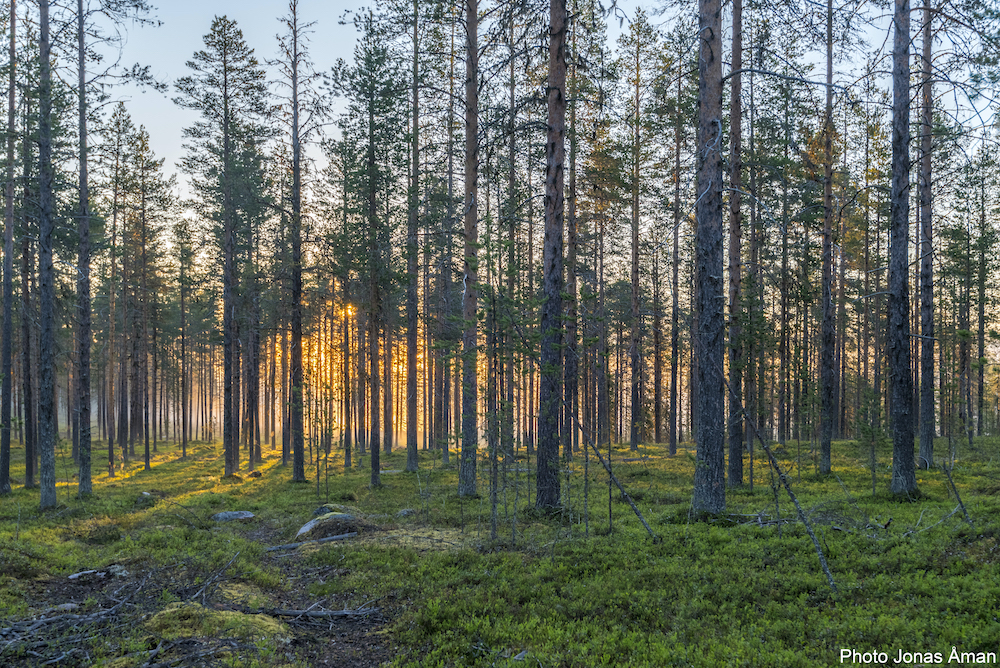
[977,215,986,437]
[290,12,306,481]
[180,254,187,458]
[819,0,835,475]
[564,22,578,459]
[889,0,916,495]
[0,0,15,495]
[779,87,790,445]
[669,52,681,457]
[692,0,725,514]
[21,234,35,488]
[536,0,566,509]
[918,5,934,468]
[222,73,236,477]
[728,0,743,487]
[38,0,58,509]
[405,0,420,472]
[368,88,381,489]
[141,165,150,471]
[384,319,392,453]
[630,39,642,453]
[458,0,479,497]
[343,280,352,468]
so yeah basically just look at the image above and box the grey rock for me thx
[212,510,255,522]
[312,503,351,516]
[295,512,356,539]
[396,508,417,518]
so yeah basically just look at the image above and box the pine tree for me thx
[175,15,270,477]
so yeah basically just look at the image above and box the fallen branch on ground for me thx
[259,606,378,618]
[265,532,357,552]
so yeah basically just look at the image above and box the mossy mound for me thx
[145,601,289,643]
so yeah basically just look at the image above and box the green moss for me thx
[145,602,289,643]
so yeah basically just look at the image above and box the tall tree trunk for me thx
[889,0,916,495]
[819,0,835,475]
[597,215,609,449]
[977,211,986,437]
[222,76,236,477]
[21,234,35,488]
[564,21,578,459]
[630,38,641,453]
[692,0,725,514]
[290,7,306,482]
[368,88,381,489]
[0,0,15,495]
[779,85,790,445]
[180,251,187,458]
[458,0,479,497]
[141,163,150,471]
[405,0,420,472]
[38,0,58,509]
[536,0,566,509]
[384,319,392,453]
[343,280,352,468]
[728,0,743,487]
[669,50,681,457]
[918,5,934,468]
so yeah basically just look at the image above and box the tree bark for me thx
[405,0,420,472]
[537,0,566,509]
[889,0,916,495]
[289,4,306,482]
[819,0,835,475]
[728,0,743,487]
[692,0,725,514]
[458,0,479,497]
[38,0,58,509]
[918,5,934,469]
[669,49,682,457]
[0,0,15,495]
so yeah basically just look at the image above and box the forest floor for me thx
[1,431,999,667]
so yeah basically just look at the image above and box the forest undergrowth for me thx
[1,434,999,667]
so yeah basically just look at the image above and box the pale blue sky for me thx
[113,0,359,191]
[111,0,641,195]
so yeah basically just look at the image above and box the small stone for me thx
[396,508,417,518]
[212,511,255,522]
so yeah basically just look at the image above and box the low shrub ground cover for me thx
[0,435,998,666]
